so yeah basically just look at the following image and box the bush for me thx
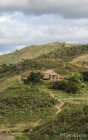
[51,73,84,94]
[66,73,84,93]
[51,80,68,90]
[26,72,42,84]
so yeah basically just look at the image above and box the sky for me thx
[0,0,88,54]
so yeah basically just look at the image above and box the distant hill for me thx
[0,43,88,79]
[0,42,63,64]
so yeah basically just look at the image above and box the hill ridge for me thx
[0,42,63,64]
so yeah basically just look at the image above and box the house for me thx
[42,70,63,81]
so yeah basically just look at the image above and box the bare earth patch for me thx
[70,54,88,68]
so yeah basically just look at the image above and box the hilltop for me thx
[0,42,63,64]
[0,42,83,65]
[0,43,88,81]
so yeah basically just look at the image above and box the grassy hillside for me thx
[0,43,88,80]
[0,42,88,140]
[0,82,56,131]
[34,44,88,73]
[70,54,88,68]
[0,42,63,64]
[29,103,88,140]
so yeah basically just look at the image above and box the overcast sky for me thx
[0,0,88,54]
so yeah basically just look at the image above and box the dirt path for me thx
[0,133,14,140]
[55,101,64,115]
[49,91,64,114]
[49,91,88,114]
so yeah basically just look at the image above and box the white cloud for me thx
[0,0,88,54]
[0,12,88,52]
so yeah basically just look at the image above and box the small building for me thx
[42,70,63,81]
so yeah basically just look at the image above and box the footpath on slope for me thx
[49,91,88,114]
[49,91,64,115]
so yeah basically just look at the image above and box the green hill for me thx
[0,42,88,140]
[0,42,84,65]
[0,43,88,80]
[0,42,63,64]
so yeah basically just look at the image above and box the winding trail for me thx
[49,91,64,115]
[49,91,88,115]
[55,101,64,115]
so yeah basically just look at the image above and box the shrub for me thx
[51,73,84,94]
[26,72,42,84]
[51,80,67,90]
[66,73,84,93]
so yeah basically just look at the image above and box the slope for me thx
[70,54,88,68]
[0,43,88,80]
[0,42,63,64]
[29,103,88,140]
[0,82,56,131]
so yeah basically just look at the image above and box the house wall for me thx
[50,75,59,80]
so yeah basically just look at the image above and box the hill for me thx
[0,42,88,140]
[0,42,63,65]
[0,43,88,80]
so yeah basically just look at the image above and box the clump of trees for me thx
[25,72,42,84]
[51,73,85,94]
[0,60,42,79]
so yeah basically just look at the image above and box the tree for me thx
[26,72,42,84]
[66,73,84,93]
[51,80,68,90]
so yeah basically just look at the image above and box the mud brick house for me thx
[42,70,63,81]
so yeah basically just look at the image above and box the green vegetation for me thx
[0,83,56,126]
[25,72,42,84]
[0,42,62,64]
[0,43,88,79]
[15,134,29,140]
[29,104,88,140]
[51,73,85,93]
[0,42,88,140]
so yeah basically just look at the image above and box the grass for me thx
[0,43,88,81]
[0,42,62,64]
[0,77,88,140]
[15,134,29,140]
[29,103,88,140]
[0,42,88,140]
[0,82,56,130]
